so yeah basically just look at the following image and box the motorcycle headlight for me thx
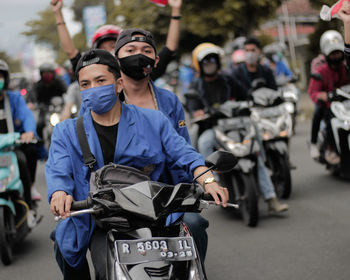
[50,113,60,127]
[284,102,295,114]
[226,139,251,157]
[71,105,78,115]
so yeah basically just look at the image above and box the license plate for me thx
[115,237,197,264]
[0,155,11,167]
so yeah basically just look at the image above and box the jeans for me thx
[257,155,276,200]
[197,128,276,200]
[311,104,327,144]
[182,213,209,262]
[50,230,91,280]
[198,129,216,159]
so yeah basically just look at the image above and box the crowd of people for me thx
[2,0,350,278]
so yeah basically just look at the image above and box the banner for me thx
[320,0,350,21]
[82,5,107,47]
[149,0,168,7]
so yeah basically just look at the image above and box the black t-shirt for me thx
[31,78,67,104]
[203,77,230,108]
[71,46,175,81]
[92,120,119,165]
[0,99,7,134]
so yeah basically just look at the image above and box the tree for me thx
[23,0,283,57]
[0,51,22,73]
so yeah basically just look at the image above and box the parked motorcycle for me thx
[213,101,260,227]
[315,85,350,179]
[59,151,237,280]
[250,87,293,199]
[0,132,40,265]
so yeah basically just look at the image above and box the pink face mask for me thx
[42,72,54,83]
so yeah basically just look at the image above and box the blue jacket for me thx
[45,103,205,268]
[7,90,37,134]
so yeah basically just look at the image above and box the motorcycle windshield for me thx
[252,88,284,107]
[95,182,196,222]
[219,100,251,117]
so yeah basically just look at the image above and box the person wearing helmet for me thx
[0,59,40,225]
[308,30,350,163]
[50,0,182,81]
[30,62,67,141]
[231,37,277,92]
[187,43,288,215]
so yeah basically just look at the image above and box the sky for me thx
[0,0,81,57]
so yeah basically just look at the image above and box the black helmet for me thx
[0,59,10,90]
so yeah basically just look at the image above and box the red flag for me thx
[320,0,350,21]
[149,0,168,7]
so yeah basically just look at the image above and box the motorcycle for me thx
[314,84,350,179]
[58,151,237,280]
[38,96,64,150]
[250,87,293,199]
[213,101,260,227]
[0,132,41,265]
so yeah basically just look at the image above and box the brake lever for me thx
[54,208,97,222]
[199,199,239,210]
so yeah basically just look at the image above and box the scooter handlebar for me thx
[71,199,91,211]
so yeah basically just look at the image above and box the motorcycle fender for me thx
[236,158,255,173]
[0,198,16,215]
[265,141,288,155]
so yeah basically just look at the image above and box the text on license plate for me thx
[115,237,197,264]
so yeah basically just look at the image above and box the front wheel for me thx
[0,206,14,265]
[270,152,292,199]
[233,173,259,227]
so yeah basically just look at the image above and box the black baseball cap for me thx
[114,28,157,56]
[75,49,120,79]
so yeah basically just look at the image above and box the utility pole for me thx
[282,0,298,71]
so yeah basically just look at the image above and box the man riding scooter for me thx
[0,59,40,226]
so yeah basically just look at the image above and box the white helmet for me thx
[320,30,344,56]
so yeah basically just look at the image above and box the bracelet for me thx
[56,22,66,26]
[171,15,181,20]
[203,177,216,186]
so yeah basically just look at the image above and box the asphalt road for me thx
[1,120,350,280]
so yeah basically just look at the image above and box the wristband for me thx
[56,22,66,26]
[171,15,181,20]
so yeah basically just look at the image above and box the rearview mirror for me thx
[205,151,237,173]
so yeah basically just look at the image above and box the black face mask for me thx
[118,54,155,80]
